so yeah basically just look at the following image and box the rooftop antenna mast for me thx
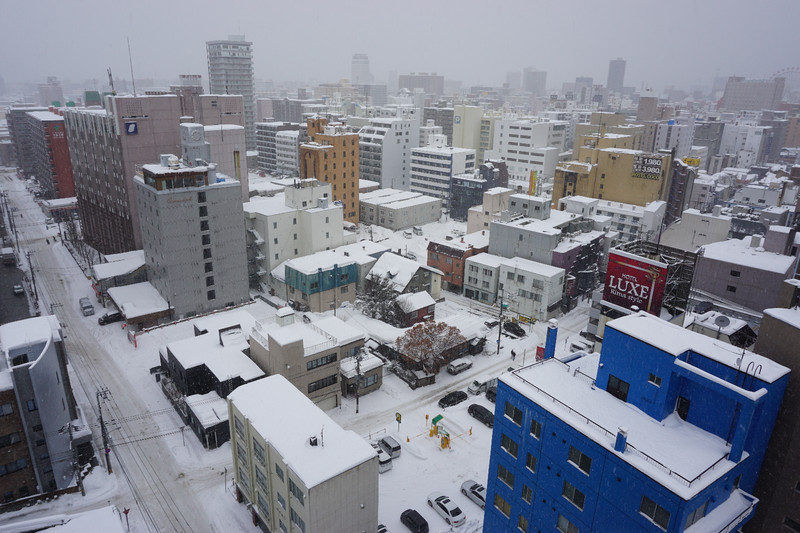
[107,68,116,95]
[127,37,137,96]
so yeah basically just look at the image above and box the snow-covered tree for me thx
[356,274,401,326]
[395,321,467,373]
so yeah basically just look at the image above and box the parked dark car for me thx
[486,385,497,403]
[400,509,429,533]
[438,390,468,409]
[503,321,526,337]
[98,312,124,326]
[467,403,494,427]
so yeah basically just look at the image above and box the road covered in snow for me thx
[0,169,592,533]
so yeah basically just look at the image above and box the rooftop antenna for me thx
[107,68,116,95]
[127,37,137,96]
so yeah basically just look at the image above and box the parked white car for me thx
[460,480,486,510]
[427,492,465,527]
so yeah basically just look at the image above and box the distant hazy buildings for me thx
[606,57,626,93]
[206,36,256,150]
[522,68,547,97]
[351,53,372,84]
[37,77,64,106]
[63,95,182,254]
[720,76,785,112]
[398,72,444,96]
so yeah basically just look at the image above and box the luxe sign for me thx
[603,250,668,314]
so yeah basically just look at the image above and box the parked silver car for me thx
[427,492,465,527]
[460,480,486,510]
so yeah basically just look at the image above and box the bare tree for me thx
[395,321,467,373]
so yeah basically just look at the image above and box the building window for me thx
[0,432,22,449]
[500,434,519,458]
[253,440,266,466]
[201,234,211,245]
[203,248,212,259]
[562,481,586,510]
[197,191,206,203]
[504,402,523,426]
[648,373,662,387]
[26,399,37,412]
[0,403,13,416]
[530,419,542,439]
[727,285,737,293]
[290,508,306,533]
[606,374,629,402]
[783,517,800,533]
[494,494,511,518]
[685,501,707,528]
[517,515,529,532]
[207,290,216,300]
[526,453,537,473]
[522,484,533,504]
[308,374,337,394]
[275,464,284,481]
[234,416,245,438]
[568,446,592,475]
[639,495,670,530]
[205,262,213,273]
[200,220,209,231]
[277,493,286,510]
[557,514,579,533]
[289,478,305,505]
[307,353,337,371]
[497,463,515,489]
[206,276,214,287]
[199,205,208,217]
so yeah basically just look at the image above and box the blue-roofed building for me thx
[484,312,789,533]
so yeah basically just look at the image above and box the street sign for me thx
[395,412,402,423]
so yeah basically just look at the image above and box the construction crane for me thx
[107,68,116,95]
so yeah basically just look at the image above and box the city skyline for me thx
[1,0,798,95]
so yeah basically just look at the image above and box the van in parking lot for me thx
[412,226,423,236]
[379,436,401,459]
[468,375,497,395]
[79,297,94,316]
[447,357,473,375]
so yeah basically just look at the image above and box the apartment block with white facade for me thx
[654,118,695,159]
[359,188,441,230]
[243,179,353,290]
[275,130,300,177]
[256,121,304,174]
[559,196,666,242]
[410,138,475,206]
[206,36,256,150]
[228,374,377,533]
[358,115,420,190]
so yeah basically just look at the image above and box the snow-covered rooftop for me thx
[92,251,145,281]
[0,315,61,391]
[430,231,490,251]
[502,354,740,499]
[228,375,376,488]
[106,282,169,319]
[700,236,796,274]
[330,241,389,265]
[368,253,439,292]
[286,250,355,275]
[467,252,506,268]
[243,193,296,217]
[763,307,800,330]
[396,291,436,313]
[186,392,230,429]
[167,333,264,383]
[608,312,788,383]
[498,256,565,278]
[26,110,64,122]
[339,353,384,378]
[312,316,366,346]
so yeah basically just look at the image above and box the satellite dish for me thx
[714,315,731,328]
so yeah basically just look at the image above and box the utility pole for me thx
[496,291,504,355]
[355,349,362,414]
[69,423,85,496]
[97,388,112,474]
[26,251,38,303]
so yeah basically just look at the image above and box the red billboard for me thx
[603,250,668,314]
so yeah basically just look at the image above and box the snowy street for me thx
[1,169,592,532]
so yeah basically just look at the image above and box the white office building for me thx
[487,117,568,181]
[654,119,695,159]
[559,196,667,242]
[359,188,442,230]
[410,139,476,206]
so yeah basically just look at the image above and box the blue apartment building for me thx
[484,312,789,533]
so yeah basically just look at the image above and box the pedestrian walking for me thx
[511,350,516,361]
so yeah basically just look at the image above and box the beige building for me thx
[228,374,378,533]
[552,141,672,208]
[248,309,365,409]
[452,105,484,154]
[467,186,514,233]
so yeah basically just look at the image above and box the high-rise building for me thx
[256,121,305,174]
[522,68,547,97]
[63,95,182,254]
[654,118,695,159]
[300,118,360,222]
[410,137,475,206]
[422,105,455,145]
[38,76,64,106]
[5,105,48,174]
[489,117,568,181]
[351,53,372,85]
[206,36,256,150]
[24,111,74,199]
[134,148,249,317]
[484,313,788,532]
[606,57,626,93]
[720,76,785,112]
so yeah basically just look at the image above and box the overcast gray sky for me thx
[1,0,798,93]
